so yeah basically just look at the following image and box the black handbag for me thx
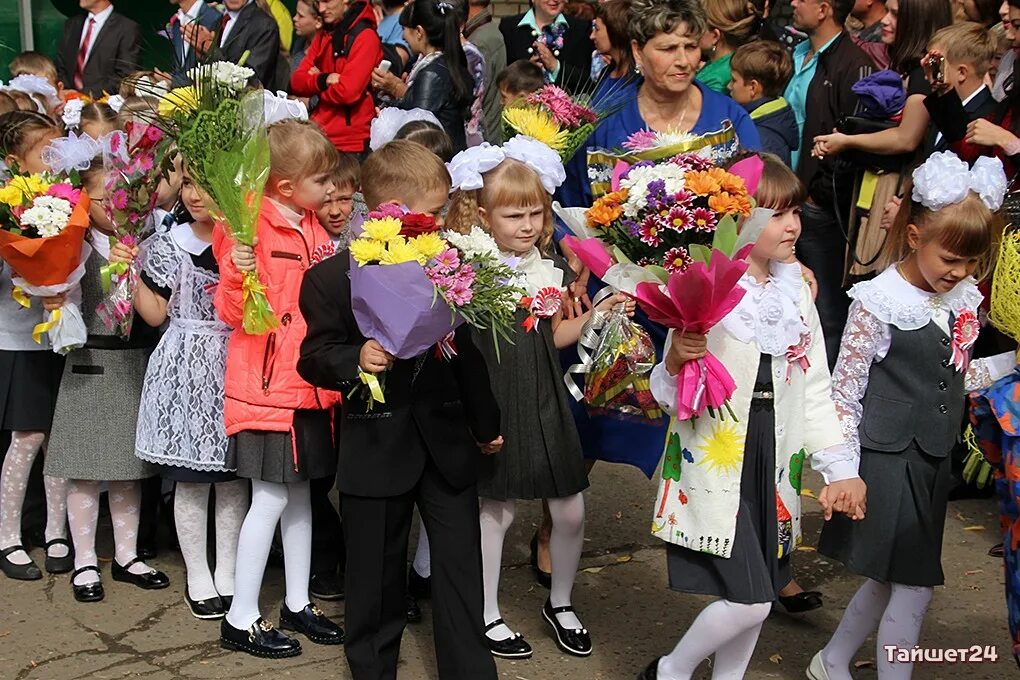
[836,115,914,173]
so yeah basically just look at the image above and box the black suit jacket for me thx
[55,12,141,97]
[925,86,997,154]
[169,1,224,85]
[499,13,593,93]
[219,1,281,91]
[297,254,501,498]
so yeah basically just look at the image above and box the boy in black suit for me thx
[297,140,502,680]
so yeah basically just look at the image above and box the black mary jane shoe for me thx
[636,657,662,679]
[71,565,104,603]
[484,619,533,659]
[777,590,823,614]
[220,617,302,659]
[111,557,170,590]
[406,594,422,624]
[44,538,74,574]
[408,566,431,600]
[529,533,552,590]
[186,592,226,620]
[279,603,344,645]
[542,600,593,657]
[0,545,42,581]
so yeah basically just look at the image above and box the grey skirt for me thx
[225,409,336,484]
[666,358,788,604]
[819,443,951,587]
[45,346,156,481]
[0,349,65,432]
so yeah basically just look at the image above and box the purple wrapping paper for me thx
[349,254,464,359]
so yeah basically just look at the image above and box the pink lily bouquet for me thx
[561,154,765,421]
[98,122,165,337]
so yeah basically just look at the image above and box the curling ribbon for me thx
[241,270,279,335]
[358,369,386,406]
[11,286,30,308]
[32,308,61,344]
[563,286,616,402]
[99,261,128,293]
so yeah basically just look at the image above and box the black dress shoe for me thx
[637,657,662,679]
[186,592,226,620]
[220,617,302,658]
[405,594,422,623]
[221,595,233,610]
[484,619,533,659]
[44,538,74,574]
[542,600,593,657]
[136,542,158,561]
[777,590,823,613]
[111,557,170,590]
[0,545,42,581]
[279,603,344,645]
[530,533,552,589]
[408,566,431,600]
[71,566,104,603]
[310,572,344,601]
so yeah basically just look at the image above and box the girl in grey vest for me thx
[809,153,1015,680]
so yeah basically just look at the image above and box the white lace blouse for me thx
[830,266,1015,460]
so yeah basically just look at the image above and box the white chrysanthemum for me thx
[188,61,255,91]
[444,226,500,259]
[619,164,689,218]
[21,195,72,237]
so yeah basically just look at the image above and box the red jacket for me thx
[213,199,341,437]
[290,1,382,153]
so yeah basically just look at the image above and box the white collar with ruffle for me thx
[848,265,983,331]
[509,246,564,296]
[721,260,807,356]
[170,223,211,257]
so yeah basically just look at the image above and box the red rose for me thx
[399,212,439,238]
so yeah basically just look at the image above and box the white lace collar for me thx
[849,265,983,331]
[170,223,211,256]
[721,260,807,356]
[509,247,564,296]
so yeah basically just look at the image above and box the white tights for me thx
[820,579,934,680]
[657,599,772,679]
[479,493,585,640]
[225,480,312,630]
[66,479,157,585]
[0,432,67,564]
[173,480,249,601]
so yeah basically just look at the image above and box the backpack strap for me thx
[334,17,373,59]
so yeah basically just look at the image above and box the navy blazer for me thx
[168,1,223,84]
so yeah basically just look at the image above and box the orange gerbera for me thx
[719,172,749,196]
[708,191,753,216]
[587,200,623,227]
[685,170,722,196]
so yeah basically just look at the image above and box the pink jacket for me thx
[213,199,341,436]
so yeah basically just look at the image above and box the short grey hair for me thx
[629,0,708,47]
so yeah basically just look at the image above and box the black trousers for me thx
[311,474,344,576]
[341,458,496,680]
[798,202,850,370]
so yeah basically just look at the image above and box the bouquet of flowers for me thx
[149,61,275,334]
[563,154,764,421]
[502,84,613,162]
[348,207,525,404]
[0,173,91,354]
[97,122,165,337]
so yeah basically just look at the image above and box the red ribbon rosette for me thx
[951,309,980,372]
[784,326,812,383]
[521,286,562,332]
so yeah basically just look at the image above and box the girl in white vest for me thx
[639,154,867,680]
[808,153,1015,680]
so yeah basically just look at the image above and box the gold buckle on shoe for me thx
[311,605,324,617]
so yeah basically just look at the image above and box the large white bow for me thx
[912,151,1008,212]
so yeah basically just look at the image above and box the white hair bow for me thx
[263,90,308,126]
[6,74,59,107]
[911,151,1008,212]
[502,135,566,194]
[369,107,442,151]
[41,131,101,175]
[447,143,506,191]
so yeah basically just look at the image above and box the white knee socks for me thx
[479,498,515,640]
[657,599,772,680]
[213,480,248,597]
[547,493,585,631]
[226,480,311,630]
[174,480,249,601]
[821,579,892,680]
[876,584,933,679]
[0,432,66,564]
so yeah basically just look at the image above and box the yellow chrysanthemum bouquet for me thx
[502,84,620,162]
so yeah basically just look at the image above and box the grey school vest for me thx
[857,320,965,457]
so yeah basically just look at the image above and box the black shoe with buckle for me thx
[484,619,533,659]
[310,572,345,601]
[44,539,74,574]
[0,545,42,581]
[186,591,226,620]
[220,617,302,658]
[71,566,104,603]
[777,590,823,614]
[111,557,170,590]
[636,657,662,679]
[279,603,344,645]
[408,566,431,600]
[542,600,593,657]
[406,594,422,623]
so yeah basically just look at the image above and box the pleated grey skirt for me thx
[819,443,951,586]
[225,409,336,483]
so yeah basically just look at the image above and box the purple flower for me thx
[111,188,129,210]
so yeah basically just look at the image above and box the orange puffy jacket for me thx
[213,199,341,437]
